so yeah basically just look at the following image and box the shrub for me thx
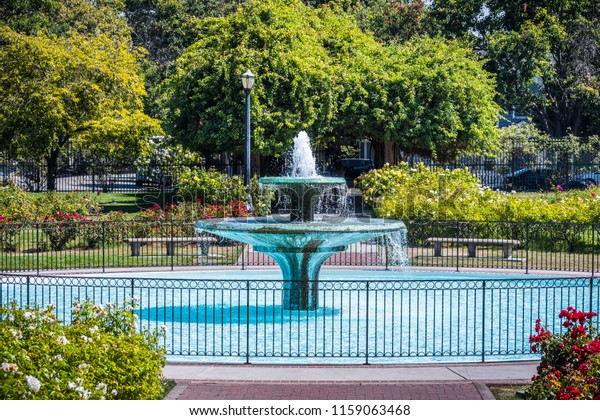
[250,175,275,217]
[177,167,246,204]
[527,307,600,400]
[42,212,85,251]
[0,300,166,400]
[0,182,36,221]
[355,162,484,220]
[34,191,101,218]
[0,185,101,222]
[356,162,600,226]
[0,215,19,252]
[177,169,273,216]
[78,219,104,249]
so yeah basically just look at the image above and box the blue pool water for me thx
[2,269,597,364]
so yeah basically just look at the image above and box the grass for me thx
[0,243,243,271]
[161,378,177,399]
[488,384,528,400]
[97,192,176,213]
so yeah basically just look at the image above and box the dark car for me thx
[503,168,555,191]
[330,158,375,187]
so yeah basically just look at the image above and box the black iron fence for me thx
[0,160,243,193]
[1,274,597,362]
[0,219,598,274]
[2,136,600,192]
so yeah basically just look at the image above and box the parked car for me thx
[568,171,600,188]
[502,168,555,191]
[329,158,375,187]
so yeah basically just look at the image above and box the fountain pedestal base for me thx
[255,244,346,310]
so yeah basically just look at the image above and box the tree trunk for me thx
[46,149,60,191]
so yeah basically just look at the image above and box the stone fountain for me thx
[196,132,406,310]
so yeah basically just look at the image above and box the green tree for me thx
[124,0,246,118]
[429,1,600,138]
[377,37,501,162]
[0,0,131,40]
[350,0,430,44]
[162,0,342,156]
[0,27,162,190]
[163,0,499,162]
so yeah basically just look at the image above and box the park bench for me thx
[426,237,520,259]
[125,236,217,257]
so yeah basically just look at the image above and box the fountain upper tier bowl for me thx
[259,176,347,185]
[259,176,347,222]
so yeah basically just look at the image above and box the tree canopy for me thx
[163,0,500,162]
[0,27,162,189]
[429,0,600,138]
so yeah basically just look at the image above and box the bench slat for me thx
[426,237,519,245]
[124,237,217,256]
[426,237,519,259]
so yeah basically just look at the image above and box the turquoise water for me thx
[2,269,596,364]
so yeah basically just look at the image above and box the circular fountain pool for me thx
[4,269,592,364]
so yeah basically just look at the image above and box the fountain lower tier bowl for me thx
[195,216,405,252]
[195,216,406,310]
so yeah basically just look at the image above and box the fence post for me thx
[130,278,135,302]
[365,281,370,365]
[456,221,460,272]
[246,280,250,364]
[241,243,245,270]
[525,222,529,275]
[36,223,40,275]
[102,220,106,273]
[385,236,389,271]
[591,276,594,315]
[26,275,30,306]
[170,218,174,271]
[481,279,486,362]
[592,224,595,278]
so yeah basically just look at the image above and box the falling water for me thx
[288,131,318,177]
[385,230,410,268]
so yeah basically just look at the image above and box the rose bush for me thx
[527,307,600,400]
[0,300,166,400]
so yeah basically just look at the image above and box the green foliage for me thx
[0,182,37,222]
[357,161,600,225]
[177,168,246,204]
[429,0,600,138]
[176,169,274,217]
[41,213,84,251]
[163,0,500,161]
[0,300,166,400]
[383,37,501,161]
[251,175,276,217]
[368,165,598,250]
[0,26,162,189]
[527,307,600,400]
[347,0,430,44]
[34,192,101,219]
[0,216,19,252]
[0,186,100,222]
[163,0,340,156]
[0,0,131,40]
[356,162,485,220]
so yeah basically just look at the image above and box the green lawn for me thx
[488,384,528,400]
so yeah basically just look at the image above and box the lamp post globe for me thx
[241,70,255,212]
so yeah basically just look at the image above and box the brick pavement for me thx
[168,381,487,400]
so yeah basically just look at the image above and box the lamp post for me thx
[241,70,256,212]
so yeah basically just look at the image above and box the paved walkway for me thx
[164,362,537,400]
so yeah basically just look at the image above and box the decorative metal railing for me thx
[1,274,598,363]
[0,220,597,274]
